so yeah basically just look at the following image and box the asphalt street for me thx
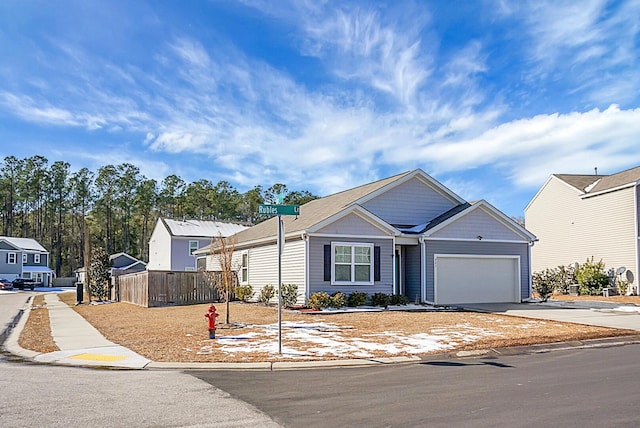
[192,344,640,428]
[0,293,280,428]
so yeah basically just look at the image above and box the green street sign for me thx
[258,204,300,216]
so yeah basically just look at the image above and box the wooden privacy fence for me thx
[117,270,220,307]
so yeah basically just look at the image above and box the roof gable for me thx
[425,200,536,241]
[231,169,466,246]
[109,252,139,268]
[310,206,397,236]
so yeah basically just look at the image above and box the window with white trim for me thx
[189,240,199,255]
[8,252,17,264]
[34,254,40,264]
[23,253,27,263]
[241,252,249,284]
[332,243,374,285]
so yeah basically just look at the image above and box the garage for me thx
[434,255,520,305]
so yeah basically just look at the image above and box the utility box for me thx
[76,282,84,304]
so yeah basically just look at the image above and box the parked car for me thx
[12,278,36,290]
[0,278,14,290]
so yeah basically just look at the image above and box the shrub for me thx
[617,279,630,295]
[307,292,331,310]
[532,264,578,300]
[389,294,409,305]
[279,283,299,308]
[330,292,346,308]
[371,292,390,307]
[575,257,610,296]
[259,284,275,305]
[532,269,556,302]
[347,291,368,307]
[233,284,254,302]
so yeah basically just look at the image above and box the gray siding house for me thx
[0,236,54,286]
[199,169,536,305]
[148,218,249,272]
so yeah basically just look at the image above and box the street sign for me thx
[256,203,300,354]
[258,204,300,216]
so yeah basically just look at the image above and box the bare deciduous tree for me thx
[202,234,238,325]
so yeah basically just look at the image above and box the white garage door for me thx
[435,255,520,305]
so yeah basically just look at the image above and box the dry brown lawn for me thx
[18,294,59,353]
[551,294,640,305]
[17,292,627,363]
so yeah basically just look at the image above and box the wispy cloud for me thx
[505,0,640,106]
[424,105,640,187]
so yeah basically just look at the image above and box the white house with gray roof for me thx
[197,169,536,305]
[148,218,249,272]
[525,165,640,293]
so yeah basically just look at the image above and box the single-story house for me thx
[75,252,147,284]
[525,165,640,294]
[0,236,54,286]
[197,169,536,305]
[148,218,249,272]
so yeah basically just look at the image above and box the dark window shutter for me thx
[324,245,331,281]
[374,246,381,282]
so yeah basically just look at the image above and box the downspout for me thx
[419,236,426,303]
[527,240,536,302]
[302,232,310,301]
[392,236,397,295]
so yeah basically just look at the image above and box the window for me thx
[332,243,374,285]
[189,240,199,255]
[34,254,40,264]
[23,253,28,263]
[8,252,16,264]
[241,252,249,283]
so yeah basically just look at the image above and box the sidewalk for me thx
[6,294,151,369]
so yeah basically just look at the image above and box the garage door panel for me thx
[435,256,519,304]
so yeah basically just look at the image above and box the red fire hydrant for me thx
[204,304,219,339]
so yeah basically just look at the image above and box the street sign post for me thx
[258,203,300,354]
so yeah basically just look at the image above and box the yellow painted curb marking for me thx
[68,353,128,362]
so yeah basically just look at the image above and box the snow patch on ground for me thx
[614,306,640,313]
[203,320,514,359]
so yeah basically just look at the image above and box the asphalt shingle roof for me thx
[554,165,640,194]
[198,170,414,252]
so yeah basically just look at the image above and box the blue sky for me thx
[1,0,639,216]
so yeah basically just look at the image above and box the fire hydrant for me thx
[204,304,219,339]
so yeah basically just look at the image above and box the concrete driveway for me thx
[463,300,640,331]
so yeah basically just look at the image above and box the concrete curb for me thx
[5,295,640,371]
[3,295,45,361]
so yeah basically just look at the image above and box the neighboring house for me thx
[148,218,249,272]
[525,166,640,294]
[109,252,147,275]
[0,236,54,286]
[75,252,146,284]
[196,169,536,305]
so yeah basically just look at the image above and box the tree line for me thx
[0,155,318,277]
